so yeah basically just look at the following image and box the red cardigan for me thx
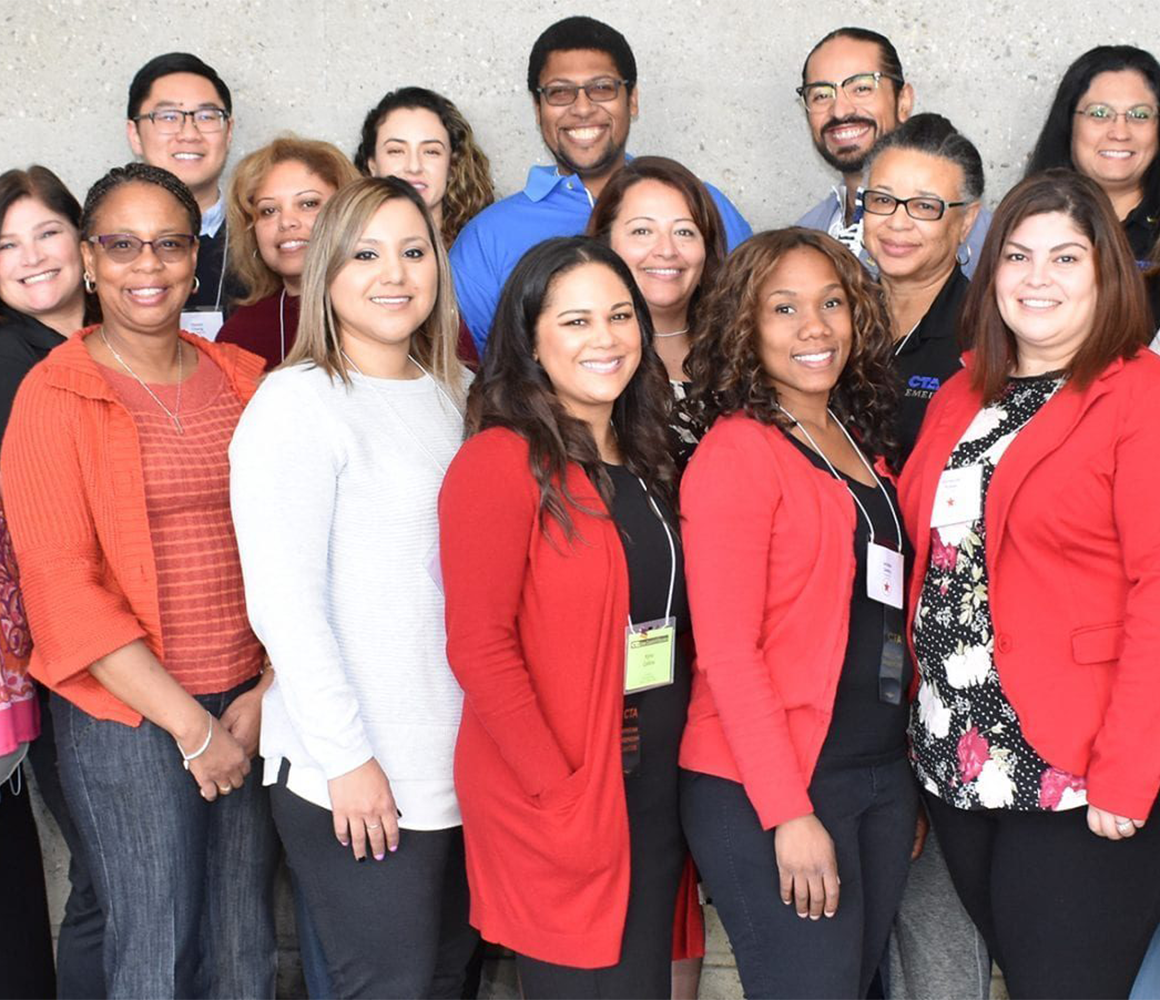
[679,413,868,831]
[439,427,633,966]
[899,350,1160,819]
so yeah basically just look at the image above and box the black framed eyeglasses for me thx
[862,190,968,221]
[536,79,629,106]
[796,72,904,112]
[88,234,198,263]
[133,107,230,135]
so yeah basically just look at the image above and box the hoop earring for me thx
[191,276,201,295]
[956,243,972,267]
[83,273,96,294]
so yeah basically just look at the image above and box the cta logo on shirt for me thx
[907,374,941,398]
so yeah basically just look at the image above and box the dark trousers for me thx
[0,766,55,999]
[682,756,917,999]
[925,792,1160,999]
[27,686,107,999]
[271,778,478,1000]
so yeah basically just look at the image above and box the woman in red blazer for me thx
[439,236,694,998]
[679,228,917,998]
[899,169,1160,999]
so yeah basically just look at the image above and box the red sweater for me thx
[439,427,632,966]
[679,413,864,830]
[900,350,1160,819]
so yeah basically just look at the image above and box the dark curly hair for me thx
[466,236,677,538]
[684,228,901,470]
[81,162,201,240]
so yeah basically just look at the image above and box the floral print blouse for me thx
[910,373,1088,812]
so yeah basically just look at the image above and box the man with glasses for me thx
[450,15,752,350]
[795,27,989,276]
[127,52,237,337]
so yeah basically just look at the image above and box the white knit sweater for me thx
[229,362,465,829]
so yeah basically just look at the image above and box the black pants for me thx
[682,755,917,999]
[925,792,1160,999]
[27,687,107,999]
[271,778,478,1000]
[0,766,55,1000]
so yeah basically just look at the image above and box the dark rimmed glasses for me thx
[536,78,629,106]
[87,234,198,263]
[862,190,968,222]
[133,107,230,135]
[796,72,904,112]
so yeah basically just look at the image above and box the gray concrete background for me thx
[2,0,1156,228]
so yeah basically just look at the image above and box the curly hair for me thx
[684,227,901,470]
[466,236,678,538]
[225,135,361,307]
[81,161,200,239]
[353,87,495,245]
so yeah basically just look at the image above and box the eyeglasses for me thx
[87,234,198,263]
[536,78,629,107]
[132,107,230,135]
[796,72,903,112]
[1074,103,1157,126]
[862,190,968,221]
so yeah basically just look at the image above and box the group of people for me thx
[1,13,1160,1000]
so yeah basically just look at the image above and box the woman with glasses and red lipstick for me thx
[1,162,276,999]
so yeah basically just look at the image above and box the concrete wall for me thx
[3,0,1156,228]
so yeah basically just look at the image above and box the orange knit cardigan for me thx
[0,327,264,725]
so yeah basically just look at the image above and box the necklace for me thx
[99,327,185,434]
[654,326,690,339]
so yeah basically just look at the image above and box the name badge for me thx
[931,465,983,527]
[181,308,225,341]
[879,606,906,705]
[624,616,676,694]
[867,542,904,609]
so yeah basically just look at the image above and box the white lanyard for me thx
[626,475,677,631]
[779,405,903,552]
[278,288,287,362]
[340,350,462,477]
[212,219,227,312]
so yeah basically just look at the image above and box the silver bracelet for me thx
[177,710,214,771]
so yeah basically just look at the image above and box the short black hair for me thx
[1025,45,1160,216]
[868,113,985,200]
[127,52,232,120]
[801,26,905,87]
[81,162,201,240]
[527,16,637,93]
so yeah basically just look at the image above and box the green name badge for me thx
[624,617,677,694]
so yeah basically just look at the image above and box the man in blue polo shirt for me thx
[451,16,752,351]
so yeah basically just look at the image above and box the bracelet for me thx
[176,710,214,771]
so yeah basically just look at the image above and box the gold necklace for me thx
[99,328,184,434]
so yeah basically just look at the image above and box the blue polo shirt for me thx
[451,161,753,350]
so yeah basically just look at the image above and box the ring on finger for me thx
[367,822,381,830]
[1117,820,1134,834]
[218,783,232,793]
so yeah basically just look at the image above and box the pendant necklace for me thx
[99,327,185,434]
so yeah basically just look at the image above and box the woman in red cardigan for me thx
[679,228,917,998]
[439,236,691,998]
[899,169,1160,999]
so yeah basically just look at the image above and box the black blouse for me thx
[0,303,67,442]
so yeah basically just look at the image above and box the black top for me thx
[605,463,692,782]
[186,224,245,314]
[784,435,911,763]
[891,266,970,461]
[0,302,67,441]
[1124,199,1160,263]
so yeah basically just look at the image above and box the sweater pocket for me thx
[536,764,589,811]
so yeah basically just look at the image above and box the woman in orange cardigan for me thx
[899,170,1160,998]
[0,163,276,999]
[679,229,916,998]
[439,236,691,998]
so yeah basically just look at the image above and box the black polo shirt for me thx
[891,266,970,462]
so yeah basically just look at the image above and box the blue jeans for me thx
[1132,925,1160,999]
[52,682,279,999]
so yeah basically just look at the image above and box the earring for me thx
[955,243,972,267]
[83,273,96,293]
[191,276,201,295]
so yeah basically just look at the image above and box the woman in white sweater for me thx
[229,176,475,999]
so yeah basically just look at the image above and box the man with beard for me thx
[796,27,989,277]
[451,16,752,350]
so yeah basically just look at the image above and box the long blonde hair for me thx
[226,135,361,306]
[285,176,465,405]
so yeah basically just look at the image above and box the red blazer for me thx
[899,350,1160,819]
[680,413,868,831]
[439,427,632,966]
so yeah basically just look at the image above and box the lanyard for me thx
[626,475,677,631]
[779,405,903,552]
[212,218,227,312]
[340,350,462,477]
[278,288,287,362]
